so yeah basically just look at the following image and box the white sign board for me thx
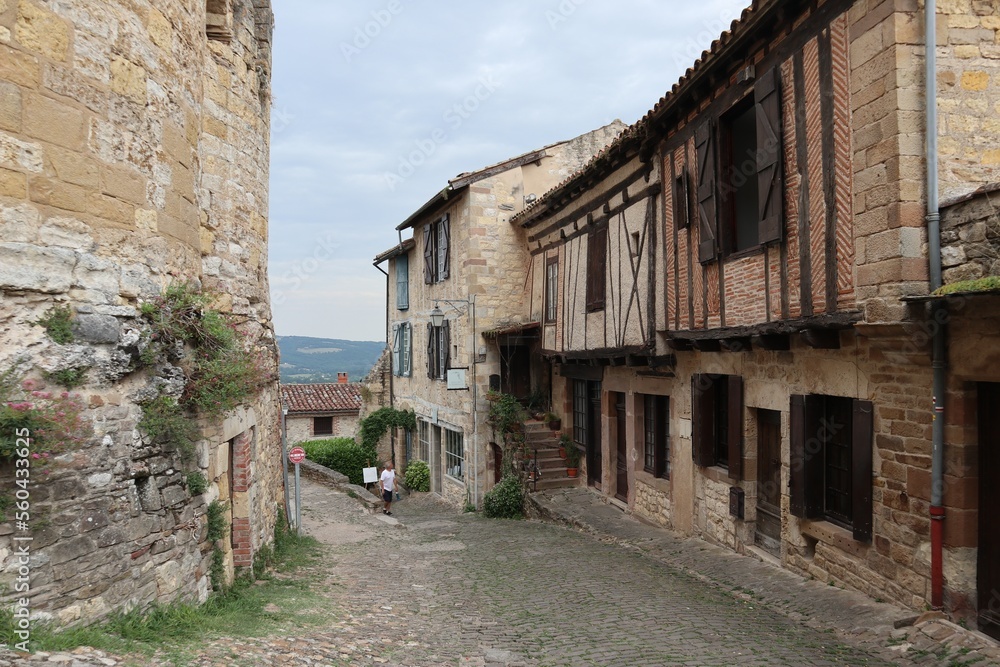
[362,467,378,484]
[447,368,467,390]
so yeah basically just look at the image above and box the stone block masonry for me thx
[0,0,282,624]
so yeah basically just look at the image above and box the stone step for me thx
[530,475,582,491]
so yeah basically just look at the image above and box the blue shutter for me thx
[396,255,409,310]
[391,324,401,377]
[402,323,412,377]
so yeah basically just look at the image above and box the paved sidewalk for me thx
[529,486,1000,667]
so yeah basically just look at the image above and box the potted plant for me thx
[564,438,581,478]
[544,411,562,431]
[558,432,571,459]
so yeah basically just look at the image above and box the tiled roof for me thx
[512,0,764,228]
[281,383,363,414]
[373,238,415,265]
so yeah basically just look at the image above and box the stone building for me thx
[373,123,625,507]
[0,0,281,623]
[512,0,999,638]
[281,380,363,445]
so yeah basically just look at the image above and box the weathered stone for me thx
[72,313,120,344]
[0,242,74,292]
[48,535,97,565]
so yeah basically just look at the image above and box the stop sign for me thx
[288,446,306,464]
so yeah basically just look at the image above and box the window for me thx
[396,254,409,310]
[445,429,464,479]
[573,380,588,447]
[545,255,558,323]
[586,224,607,312]
[416,420,430,462]
[313,416,333,436]
[391,322,412,377]
[422,214,450,284]
[790,395,873,542]
[720,97,760,253]
[691,374,743,480]
[426,320,450,380]
[643,395,670,478]
[695,67,784,264]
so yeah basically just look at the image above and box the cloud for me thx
[268,0,750,339]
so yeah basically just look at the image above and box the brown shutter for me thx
[803,396,824,518]
[442,320,451,376]
[691,375,715,467]
[755,67,784,244]
[695,121,718,264]
[789,394,806,517]
[586,225,608,311]
[423,225,433,284]
[440,215,450,280]
[426,323,434,379]
[852,399,874,542]
[674,171,690,230]
[727,375,744,481]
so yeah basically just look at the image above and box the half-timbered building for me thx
[514,0,1000,634]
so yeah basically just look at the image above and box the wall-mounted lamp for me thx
[429,304,445,327]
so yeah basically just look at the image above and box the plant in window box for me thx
[564,439,581,478]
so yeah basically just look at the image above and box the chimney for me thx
[337,372,348,384]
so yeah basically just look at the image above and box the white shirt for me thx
[380,469,395,492]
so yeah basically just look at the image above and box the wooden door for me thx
[587,381,603,489]
[979,383,1000,640]
[755,409,782,556]
[493,443,504,483]
[615,392,628,502]
[501,344,531,400]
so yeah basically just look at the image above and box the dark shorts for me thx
[382,489,393,503]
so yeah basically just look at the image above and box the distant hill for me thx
[277,336,385,384]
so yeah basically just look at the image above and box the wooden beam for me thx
[625,354,651,367]
[721,337,752,353]
[753,334,790,351]
[801,329,840,349]
[667,339,694,351]
[692,339,722,352]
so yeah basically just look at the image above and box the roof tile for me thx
[281,383,363,414]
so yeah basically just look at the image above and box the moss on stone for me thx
[933,275,1000,296]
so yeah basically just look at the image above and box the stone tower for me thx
[0,0,281,622]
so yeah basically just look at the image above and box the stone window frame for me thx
[642,394,670,479]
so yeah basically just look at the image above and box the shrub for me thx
[0,378,91,463]
[186,471,208,495]
[482,476,523,519]
[44,367,87,389]
[301,438,375,486]
[357,407,415,452]
[402,459,430,492]
[35,305,74,344]
[139,396,198,461]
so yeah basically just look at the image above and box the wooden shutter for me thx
[439,215,450,280]
[674,171,690,230]
[691,375,715,467]
[789,394,806,517]
[423,225,433,284]
[803,396,824,518]
[852,399,874,542]
[426,323,434,378]
[396,255,409,310]
[402,323,412,377]
[391,324,401,376]
[586,225,607,311]
[695,121,718,264]
[755,67,784,244]
[727,375,744,481]
[442,320,451,376]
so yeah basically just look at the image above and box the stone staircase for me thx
[522,420,580,491]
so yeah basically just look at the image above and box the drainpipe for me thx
[925,0,947,611]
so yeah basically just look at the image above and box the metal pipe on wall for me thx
[925,0,947,611]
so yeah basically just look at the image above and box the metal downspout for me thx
[925,0,947,611]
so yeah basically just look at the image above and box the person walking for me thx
[379,460,396,515]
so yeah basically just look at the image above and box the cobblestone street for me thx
[5,478,998,667]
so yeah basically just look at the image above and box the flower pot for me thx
[547,418,561,431]
[566,467,578,478]
[558,446,567,459]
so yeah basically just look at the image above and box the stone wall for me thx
[286,413,360,445]
[0,0,281,623]
[939,185,1000,284]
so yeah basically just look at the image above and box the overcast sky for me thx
[267,1,749,342]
